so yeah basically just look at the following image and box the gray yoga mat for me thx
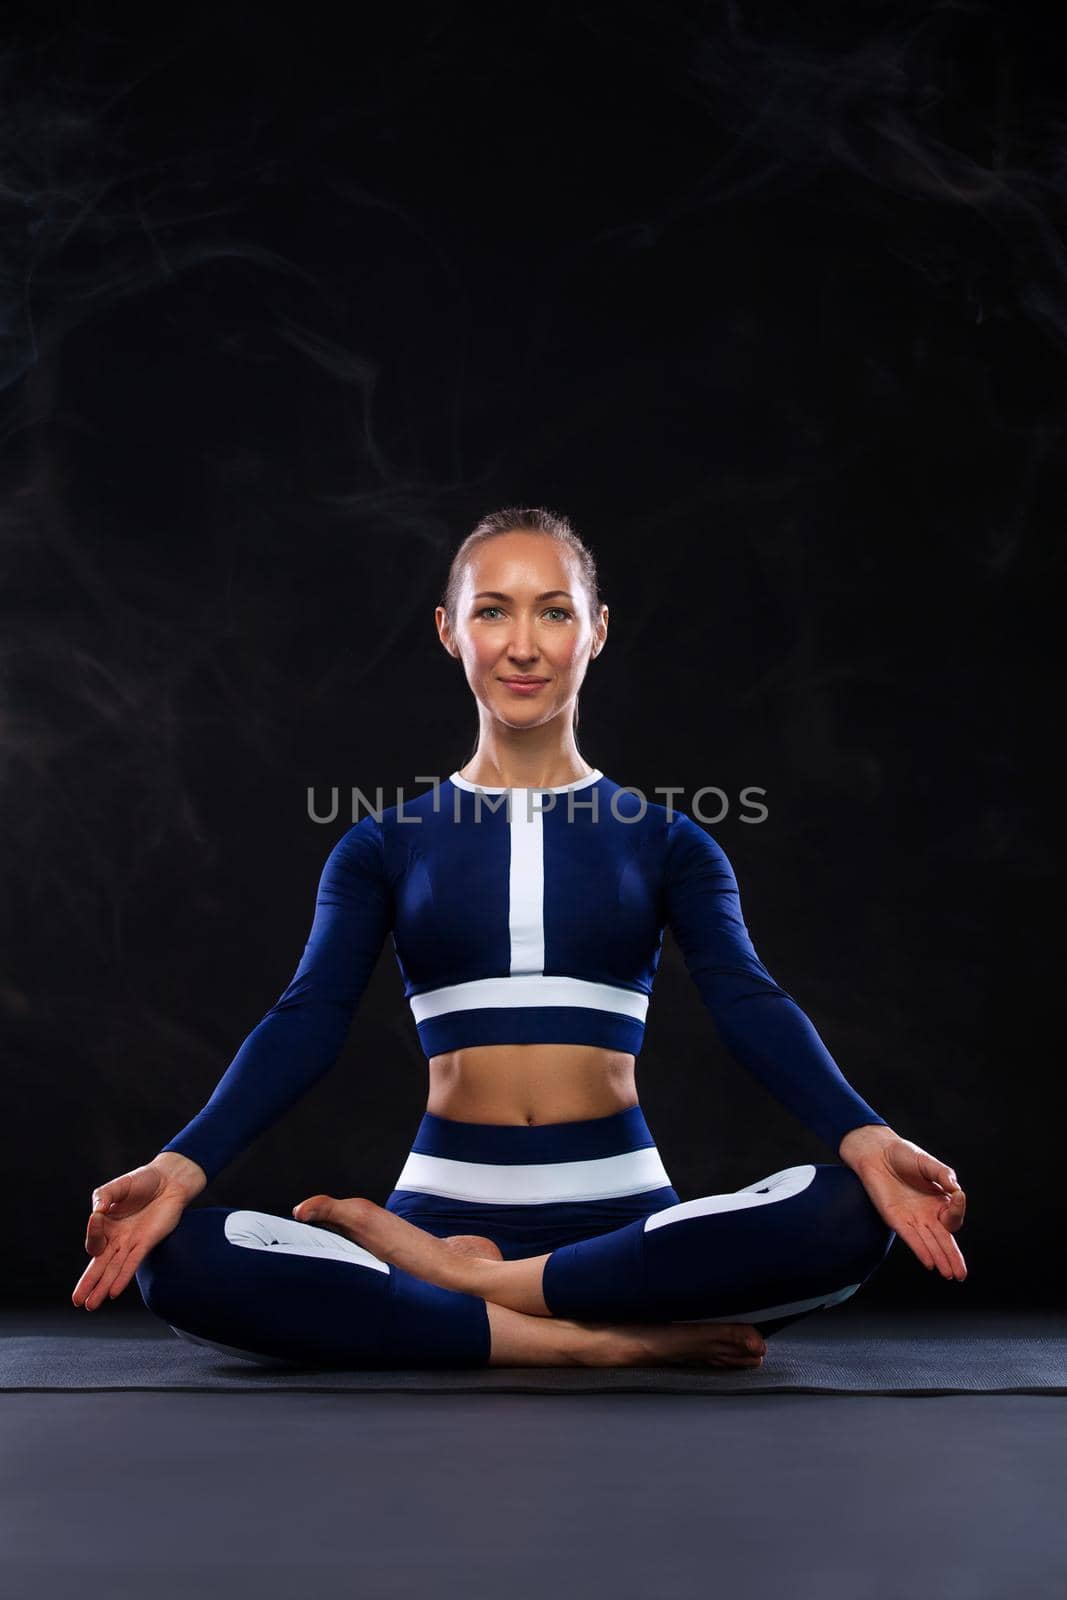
[5,1327,1066,1394]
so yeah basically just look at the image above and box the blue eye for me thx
[475,606,572,621]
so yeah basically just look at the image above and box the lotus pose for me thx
[73,507,967,1370]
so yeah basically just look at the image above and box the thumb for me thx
[91,1172,135,1217]
[915,1150,957,1193]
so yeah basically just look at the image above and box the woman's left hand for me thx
[846,1134,968,1281]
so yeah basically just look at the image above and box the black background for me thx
[3,2,1060,1306]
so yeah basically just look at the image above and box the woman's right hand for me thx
[71,1162,195,1311]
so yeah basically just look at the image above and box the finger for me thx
[105,1240,143,1300]
[86,1203,119,1246]
[76,1220,115,1291]
[939,1190,966,1231]
[82,1258,118,1310]
[91,1175,128,1212]
[917,1218,962,1280]
[72,1258,106,1307]
[107,1249,146,1302]
[74,1244,116,1309]
[916,1152,958,1195]
[915,1217,954,1277]
[83,1212,110,1257]
[899,1219,937,1271]
[93,1238,141,1305]
[82,1231,133,1309]
[901,1216,963,1281]
[931,1221,968,1280]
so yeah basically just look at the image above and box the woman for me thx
[72,507,967,1371]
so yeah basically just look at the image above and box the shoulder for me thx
[324,777,443,853]
[589,780,732,861]
[662,808,737,886]
[317,811,387,891]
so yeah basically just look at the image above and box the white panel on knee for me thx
[223,1209,390,1272]
[736,1164,819,1196]
[169,1323,300,1366]
[643,1163,817,1232]
[672,1280,861,1325]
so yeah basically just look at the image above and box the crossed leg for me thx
[434,1230,769,1366]
[136,1205,770,1370]
[296,1161,895,1342]
[295,1195,556,1312]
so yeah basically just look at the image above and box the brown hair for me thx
[440,506,602,756]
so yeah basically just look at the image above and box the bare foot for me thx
[485,1302,768,1368]
[292,1194,479,1289]
[604,1319,767,1369]
[292,1195,769,1367]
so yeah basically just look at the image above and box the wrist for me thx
[837,1123,897,1169]
[152,1151,208,1202]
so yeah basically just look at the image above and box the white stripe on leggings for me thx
[392,1144,673,1204]
[670,1280,861,1325]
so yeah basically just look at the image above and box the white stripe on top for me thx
[408,973,650,1024]
[508,790,545,975]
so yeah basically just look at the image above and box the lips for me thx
[500,677,548,685]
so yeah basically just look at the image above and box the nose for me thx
[505,624,539,663]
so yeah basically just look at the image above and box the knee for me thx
[134,1208,211,1323]
[134,1243,173,1323]
[831,1167,896,1279]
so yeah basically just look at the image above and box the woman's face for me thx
[436,531,607,730]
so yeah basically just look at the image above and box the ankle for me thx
[557,1318,638,1368]
[437,1253,501,1298]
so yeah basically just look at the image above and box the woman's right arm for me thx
[73,816,392,1310]
[156,814,393,1188]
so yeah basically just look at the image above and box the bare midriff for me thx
[426,1043,638,1126]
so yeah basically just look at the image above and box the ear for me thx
[435,605,458,658]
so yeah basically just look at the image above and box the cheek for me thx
[467,632,586,670]
[551,638,586,669]
[469,638,499,673]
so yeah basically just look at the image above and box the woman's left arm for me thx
[662,814,892,1155]
[838,1123,968,1281]
[662,813,968,1280]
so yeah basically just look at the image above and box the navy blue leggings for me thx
[135,1107,895,1368]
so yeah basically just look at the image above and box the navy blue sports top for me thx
[160,769,888,1183]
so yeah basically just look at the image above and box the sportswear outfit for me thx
[137,769,894,1367]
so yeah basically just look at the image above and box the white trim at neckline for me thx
[448,768,603,794]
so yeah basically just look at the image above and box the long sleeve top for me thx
[161,768,887,1183]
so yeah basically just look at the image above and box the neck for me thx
[459,732,592,792]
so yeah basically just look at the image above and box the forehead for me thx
[463,532,575,588]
